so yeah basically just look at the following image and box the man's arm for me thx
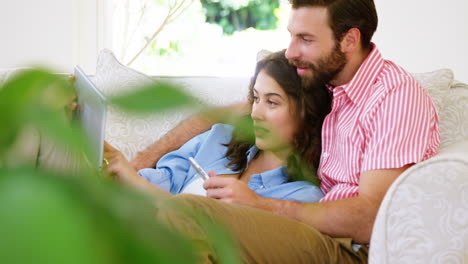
[130,102,250,170]
[130,114,212,170]
[269,165,411,244]
[207,165,410,244]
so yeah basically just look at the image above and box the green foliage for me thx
[148,39,179,57]
[178,205,241,264]
[0,69,91,163]
[109,81,198,114]
[0,69,240,263]
[201,0,280,35]
[0,168,198,264]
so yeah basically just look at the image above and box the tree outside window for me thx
[111,0,290,76]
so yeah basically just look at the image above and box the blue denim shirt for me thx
[138,123,323,202]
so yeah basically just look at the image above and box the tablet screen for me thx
[74,66,107,170]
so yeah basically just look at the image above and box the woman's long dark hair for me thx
[224,50,331,183]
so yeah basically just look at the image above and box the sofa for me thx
[1,49,467,263]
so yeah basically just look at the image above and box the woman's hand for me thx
[64,74,78,122]
[104,141,140,183]
[203,171,262,208]
[104,141,173,198]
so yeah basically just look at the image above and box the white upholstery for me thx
[369,140,468,263]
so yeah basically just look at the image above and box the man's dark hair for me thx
[290,0,378,48]
[224,50,331,182]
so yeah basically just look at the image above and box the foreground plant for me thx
[0,69,239,264]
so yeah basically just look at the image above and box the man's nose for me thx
[285,40,299,60]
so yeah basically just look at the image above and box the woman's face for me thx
[251,70,299,153]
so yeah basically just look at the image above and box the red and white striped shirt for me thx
[319,44,440,202]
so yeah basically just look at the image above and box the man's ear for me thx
[340,28,361,53]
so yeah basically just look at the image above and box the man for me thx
[127,0,440,262]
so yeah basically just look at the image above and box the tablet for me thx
[74,66,107,170]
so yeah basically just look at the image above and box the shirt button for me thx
[259,185,264,189]
[322,152,329,158]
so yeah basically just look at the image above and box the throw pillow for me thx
[411,68,454,92]
[411,68,454,115]
[91,49,197,160]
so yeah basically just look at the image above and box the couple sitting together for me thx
[105,50,329,204]
[101,0,442,263]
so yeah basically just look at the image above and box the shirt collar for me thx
[247,166,288,189]
[246,145,259,162]
[246,146,288,188]
[332,43,384,105]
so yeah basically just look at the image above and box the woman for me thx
[105,50,331,203]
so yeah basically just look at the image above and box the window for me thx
[110,0,291,76]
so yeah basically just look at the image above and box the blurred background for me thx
[0,0,467,81]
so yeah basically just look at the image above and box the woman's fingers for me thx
[104,140,118,152]
[205,186,235,204]
[102,150,138,184]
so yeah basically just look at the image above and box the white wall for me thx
[374,0,468,82]
[0,0,111,74]
[0,0,466,81]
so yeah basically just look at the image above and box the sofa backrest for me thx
[412,69,468,150]
[3,52,466,160]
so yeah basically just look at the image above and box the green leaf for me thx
[159,48,168,56]
[169,40,179,53]
[201,0,280,34]
[109,81,199,114]
[0,168,198,264]
[0,69,75,157]
[228,114,255,144]
[0,169,104,264]
[28,106,93,168]
[161,198,241,264]
[194,213,241,264]
[0,67,242,264]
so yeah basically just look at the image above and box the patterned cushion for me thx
[412,68,453,118]
[412,69,468,149]
[91,49,183,159]
[412,68,454,92]
[91,49,248,159]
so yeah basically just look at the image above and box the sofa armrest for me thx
[369,140,468,264]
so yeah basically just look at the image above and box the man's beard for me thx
[289,42,347,88]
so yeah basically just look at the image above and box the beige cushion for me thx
[91,49,248,159]
[412,68,454,91]
[412,68,453,116]
[411,69,468,149]
[413,69,468,149]
[91,49,172,160]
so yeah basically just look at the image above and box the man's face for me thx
[285,6,347,86]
